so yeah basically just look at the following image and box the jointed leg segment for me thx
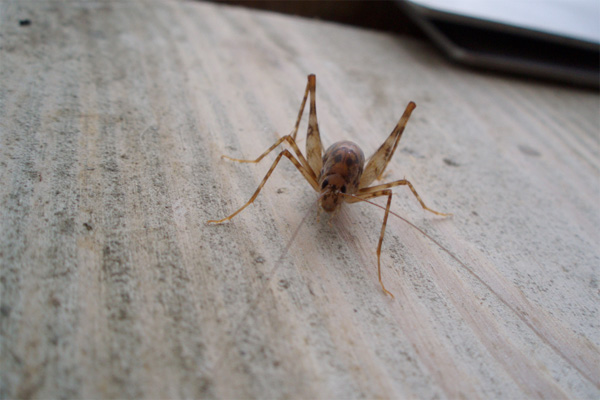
[220,74,323,184]
[349,179,449,297]
[210,75,325,224]
[359,101,416,188]
[347,189,395,297]
[207,149,318,224]
[359,179,451,216]
[221,135,318,185]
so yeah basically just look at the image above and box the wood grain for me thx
[1,1,599,398]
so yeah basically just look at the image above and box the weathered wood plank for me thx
[1,1,598,398]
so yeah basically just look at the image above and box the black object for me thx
[398,0,600,88]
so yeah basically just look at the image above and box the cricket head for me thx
[318,174,348,212]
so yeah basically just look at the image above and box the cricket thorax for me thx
[318,140,365,212]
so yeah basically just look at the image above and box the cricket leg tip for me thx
[430,209,453,217]
[221,154,240,162]
[380,283,395,299]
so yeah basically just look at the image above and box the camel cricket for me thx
[207,74,450,297]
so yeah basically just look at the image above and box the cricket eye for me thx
[321,179,329,189]
[340,185,346,193]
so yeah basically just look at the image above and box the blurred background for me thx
[209,0,424,36]
[206,0,600,88]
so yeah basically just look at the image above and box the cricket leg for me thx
[347,189,396,298]
[289,75,312,141]
[221,135,289,163]
[359,102,416,188]
[358,179,451,216]
[222,135,319,183]
[221,74,324,180]
[222,76,312,161]
[305,74,323,175]
[207,150,319,224]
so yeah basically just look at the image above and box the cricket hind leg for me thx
[304,74,323,175]
[268,74,324,174]
[289,74,312,141]
[358,102,416,188]
[221,74,324,180]
[358,179,451,216]
[207,150,319,224]
[221,75,312,164]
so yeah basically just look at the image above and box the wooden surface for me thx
[1,1,599,398]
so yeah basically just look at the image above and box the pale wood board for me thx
[1,1,599,398]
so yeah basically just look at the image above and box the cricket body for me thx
[207,74,450,297]
[318,141,364,213]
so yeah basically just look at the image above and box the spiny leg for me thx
[359,102,416,188]
[289,75,312,141]
[222,135,287,163]
[221,74,324,181]
[207,150,318,224]
[221,135,318,184]
[305,74,323,175]
[358,179,451,216]
[346,189,396,298]
[382,102,416,180]
[264,74,323,174]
